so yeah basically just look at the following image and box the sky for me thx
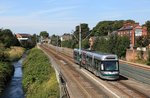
[0,0,150,35]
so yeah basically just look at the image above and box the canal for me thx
[0,54,26,98]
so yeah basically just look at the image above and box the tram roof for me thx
[73,48,118,60]
[85,50,118,60]
[92,52,118,61]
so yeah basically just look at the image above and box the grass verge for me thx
[22,48,59,98]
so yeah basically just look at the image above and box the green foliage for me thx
[73,23,90,40]
[50,35,61,46]
[82,39,89,49]
[8,46,25,61]
[93,37,109,53]
[91,20,135,36]
[147,50,150,65]
[0,43,9,61]
[61,40,72,48]
[91,20,124,36]
[116,36,130,58]
[135,36,149,47]
[145,21,150,33]
[107,34,118,54]
[20,34,37,49]
[0,46,24,94]
[0,62,14,94]
[0,29,20,48]
[71,23,90,49]
[61,38,81,49]
[22,48,59,98]
[40,31,49,38]
[30,34,37,47]
[93,35,130,58]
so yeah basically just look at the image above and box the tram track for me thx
[40,44,150,98]
[107,81,149,98]
[39,44,109,98]
[119,60,150,71]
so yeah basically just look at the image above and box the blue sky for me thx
[0,0,150,35]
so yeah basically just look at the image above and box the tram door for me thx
[93,59,100,76]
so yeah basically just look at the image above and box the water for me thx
[0,55,26,98]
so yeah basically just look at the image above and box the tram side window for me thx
[94,59,100,70]
[74,52,77,59]
[86,56,89,64]
[86,56,92,65]
[82,53,86,60]
[89,57,92,66]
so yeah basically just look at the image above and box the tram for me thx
[73,48,119,80]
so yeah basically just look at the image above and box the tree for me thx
[93,35,130,58]
[91,20,124,36]
[61,40,72,48]
[82,39,89,49]
[28,34,37,48]
[73,23,90,40]
[135,36,149,47]
[135,36,149,59]
[107,34,118,54]
[72,23,90,49]
[40,31,49,38]
[147,50,150,65]
[144,21,150,33]
[50,35,61,46]
[0,43,9,61]
[91,20,135,36]
[0,29,20,48]
[93,37,109,53]
[116,36,130,58]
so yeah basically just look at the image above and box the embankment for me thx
[22,48,59,98]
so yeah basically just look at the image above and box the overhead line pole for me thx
[72,30,79,42]
[79,24,82,68]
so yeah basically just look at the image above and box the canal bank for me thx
[0,54,26,98]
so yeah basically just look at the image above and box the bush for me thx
[22,48,59,98]
[0,62,14,94]
[8,46,25,61]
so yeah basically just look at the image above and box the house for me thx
[115,22,148,48]
[15,33,32,42]
[60,33,72,41]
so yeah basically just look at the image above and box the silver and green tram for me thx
[73,49,119,80]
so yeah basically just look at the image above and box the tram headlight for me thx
[101,64,104,70]
[103,71,118,74]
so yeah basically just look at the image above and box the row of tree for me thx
[93,35,130,58]
[40,20,150,58]
[58,20,150,58]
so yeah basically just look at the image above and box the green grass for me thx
[7,46,25,61]
[22,48,59,98]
